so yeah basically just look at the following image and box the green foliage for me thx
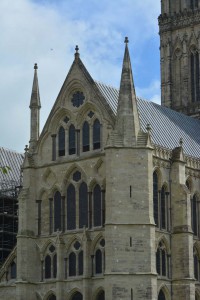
[0,166,11,174]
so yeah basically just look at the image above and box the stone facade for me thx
[1,1,200,300]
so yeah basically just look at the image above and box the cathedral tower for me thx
[159,0,200,118]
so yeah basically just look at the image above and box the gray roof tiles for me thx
[95,81,200,158]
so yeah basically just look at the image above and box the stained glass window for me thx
[93,184,102,227]
[79,182,88,228]
[93,119,101,150]
[58,126,65,156]
[54,191,61,232]
[71,91,85,108]
[82,121,90,152]
[69,125,76,155]
[67,184,76,230]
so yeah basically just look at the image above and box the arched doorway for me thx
[158,289,166,300]
[96,290,105,300]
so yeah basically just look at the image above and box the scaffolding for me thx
[0,180,21,266]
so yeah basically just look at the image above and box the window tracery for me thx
[156,241,169,278]
[191,194,200,237]
[66,241,83,278]
[44,244,57,279]
[93,238,105,276]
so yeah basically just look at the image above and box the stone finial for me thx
[34,63,38,70]
[24,145,29,153]
[146,124,151,132]
[124,37,129,44]
[75,45,80,60]
[179,137,183,146]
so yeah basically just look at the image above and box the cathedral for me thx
[1,0,200,299]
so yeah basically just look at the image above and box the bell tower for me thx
[159,0,200,118]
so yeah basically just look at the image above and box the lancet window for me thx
[156,241,169,278]
[58,126,65,156]
[194,246,200,281]
[66,241,83,278]
[191,194,200,237]
[54,191,62,232]
[71,292,83,300]
[191,48,200,102]
[96,291,105,300]
[44,245,57,279]
[93,238,105,276]
[158,289,166,300]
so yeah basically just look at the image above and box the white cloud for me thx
[136,80,161,104]
[0,0,161,152]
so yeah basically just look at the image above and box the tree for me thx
[0,166,11,174]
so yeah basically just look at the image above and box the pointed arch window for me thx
[54,191,61,232]
[45,255,51,279]
[71,292,83,300]
[191,49,200,102]
[93,184,102,227]
[191,194,199,236]
[153,171,159,227]
[44,245,57,279]
[69,124,76,155]
[96,291,105,300]
[48,295,56,300]
[194,247,200,280]
[82,121,90,152]
[79,182,88,228]
[161,185,168,230]
[158,289,166,300]
[67,242,83,277]
[67,184,76,230]
[95,249,102,274]
[10,261,16,279]
[93,119,101,150]
[78,250,83,275]
[58,126,65,156]
[93,238,105,276]
[156,241,169,277]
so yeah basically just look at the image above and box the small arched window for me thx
[48,295,56,300]
[67,184,76,230]
[78,250,83,275]
[10,261,16,279]
[54,191,61,232]
[93,119,101,150]
[191,194,199,236]
[58,126,65,156]
[96,291,105,300]
[153,171,159,227]
[95,249,102,274]
[69,252,76,277]
[44,245,57,279]
[79,182,88,228]
[93,184,102,227]
[71,292,83,300]
[161,185,168,230]
[82,121,90,152]
[69,124,76,155]
[158,289,166,300]
[45,255,51,279]
[194,247,200,280]
[156,241,168,277]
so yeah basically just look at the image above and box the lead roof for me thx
[95,81,200,158]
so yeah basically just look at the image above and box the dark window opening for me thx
[156,242,168,277]
[78,250,83,275]
[54,191,62,232]
[190,0,199,9]
[79,182,88,228]
[95,249,102,274]
[69,125,76,155]
[58,126,65,156]
[153,172,159,227]
[69,252,76,276]
[71,91,85,108]
[93,119,101,150]
[82,121,90,152]
[97,291,105,300]
[161,186,167,230]
[53,254,57,278]
[48,295,56,300]
[191,51,200,102]
[93,184,102,227]
[192,195,198,236]
[67,184,76,230]
[158,290,166,300]
[71,292,83,300]
[45,255,51,279]
[10,261,16,279]
[73,171,81,182]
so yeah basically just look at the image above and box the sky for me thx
[0,0,161,153]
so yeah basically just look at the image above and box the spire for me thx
[29,63,41,109]
[29,63,41,151]
[115,37,140,146]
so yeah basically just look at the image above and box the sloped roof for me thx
[0,147,23,191]
[95,81,200,158]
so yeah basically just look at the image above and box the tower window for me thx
[58,126,65,156]
[191,50,200,102]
